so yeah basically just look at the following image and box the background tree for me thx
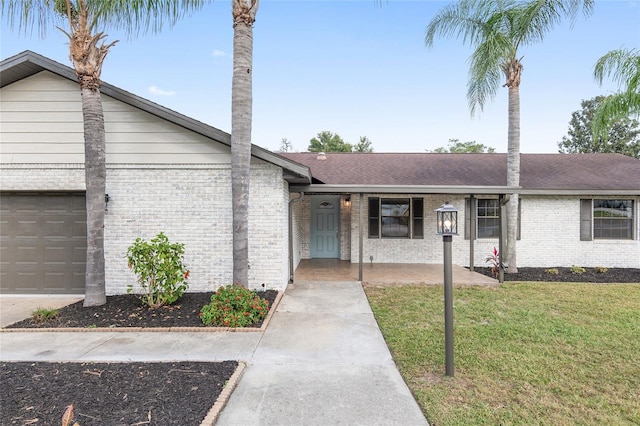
[425,0,593,273]
[558,96,640,158]
[231,0,259,288]
[593,48,640,141]
[431,139,496,153]
[278,137,293,153]
[308,131,353,152]
[354,136,374,153]
[2,0,201,306]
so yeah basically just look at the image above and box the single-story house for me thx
[1,51,639,295]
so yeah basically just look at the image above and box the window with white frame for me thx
[368,197,424,239]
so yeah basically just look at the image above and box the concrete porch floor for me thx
[294,259,498,286]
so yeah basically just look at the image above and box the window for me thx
[368,197,424,239]
[581,199,634,240]
[465,197,520,240]
[477,199,500,238]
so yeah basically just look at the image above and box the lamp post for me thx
[435,201,458,377]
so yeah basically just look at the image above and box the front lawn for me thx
[365,282,640,425]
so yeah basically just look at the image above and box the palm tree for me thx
[231,0,258,287]
[425,0,593,273]
[593,48,640,140]
[2,0,203,305]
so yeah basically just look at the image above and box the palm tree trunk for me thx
[81,87,107,306]
[231,1,256,287]
[506,84,520,274]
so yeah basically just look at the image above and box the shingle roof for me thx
[281,152,640,193]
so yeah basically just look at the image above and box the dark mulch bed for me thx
[1,360,238,425]
[2,291,278,424]
[6,290,278,329]
[476,267,640,283]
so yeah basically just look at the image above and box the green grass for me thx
[365,282,640,425]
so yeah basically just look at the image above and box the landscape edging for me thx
[200,361,246,426]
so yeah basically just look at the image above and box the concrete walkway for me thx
[1,281,428,425]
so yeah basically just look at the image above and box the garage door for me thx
[0,193,86,294]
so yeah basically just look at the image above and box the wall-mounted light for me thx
[105,194,111,211]
[344,196,351,207]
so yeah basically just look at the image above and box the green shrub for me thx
[31,307,59,323]
[570,265,586,275]
[126,232,189,308]
[200,285,269,327]
[595,266,608,274]
[544,268,559,275]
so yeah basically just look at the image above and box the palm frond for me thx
[1,0,67,38]
[467,37,506,115]
[592,92,640,140]
[425,0,502,48]
[89,0,208,36]
[593,48,640,91]
[516,0,593,47]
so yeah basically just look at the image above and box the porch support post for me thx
[499,194,509,284]
[469,194,476,271]
[359,192,364,281]
[288,192,304,283]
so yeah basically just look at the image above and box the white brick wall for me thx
[0,164,85,190]
[349,195,468,264]
[106,163,290,294]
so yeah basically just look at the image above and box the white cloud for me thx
[212,49,226,58]
[148,85,176,96]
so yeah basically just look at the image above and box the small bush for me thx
[200,285,270,327]
[544,268,559,275]
[595,266,608,274]
[570,265,586,275]
[126,232,189,308]
[31,307,59,323]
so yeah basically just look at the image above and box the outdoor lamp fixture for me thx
[436,201,458,235]
[435,201,458,377]
[105,194,111,211]
[344,196,351,207]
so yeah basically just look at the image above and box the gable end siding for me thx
[0,71,244,165]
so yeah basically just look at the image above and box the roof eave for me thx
[519,189,640,196]
[289,184,521,194]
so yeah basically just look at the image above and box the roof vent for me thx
[317,152,326,160]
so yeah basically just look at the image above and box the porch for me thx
[293,259,497,286]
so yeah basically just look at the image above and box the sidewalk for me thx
[216,281,428,425]
[1,281,429,425]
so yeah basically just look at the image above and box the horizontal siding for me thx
[0,102,80,112]
[1,71,231,165]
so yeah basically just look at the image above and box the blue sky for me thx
[2,0,639,153]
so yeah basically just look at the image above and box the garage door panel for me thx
[14,246,40,264]
[0,193,86,294]
[44,246,66,264]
